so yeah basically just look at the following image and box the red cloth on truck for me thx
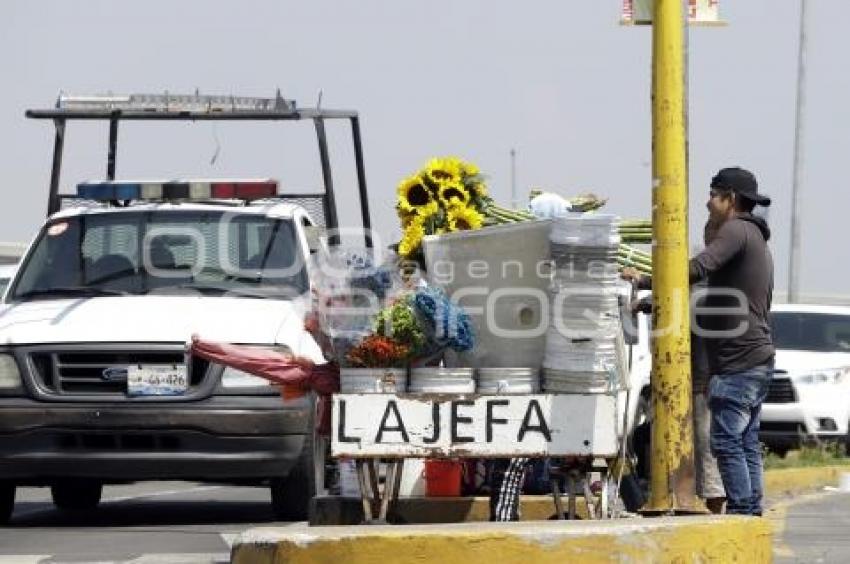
[189,335,339,435]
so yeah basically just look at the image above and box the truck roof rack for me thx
[26,90,372,246]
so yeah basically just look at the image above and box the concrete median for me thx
[231,465,849,562]
[231,516,772,563]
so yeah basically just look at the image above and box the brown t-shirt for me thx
[688,214,775,375]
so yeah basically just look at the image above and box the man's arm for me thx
[621,218,742,288]
[688,219,746,282]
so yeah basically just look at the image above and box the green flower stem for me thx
[486,210,521,223]
[619,244,651,256]
[487,205,534,222]
[617,256,652,274]
[618,246,652,264]
[484,209,520,223]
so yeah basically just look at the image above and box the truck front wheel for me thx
[51,480,102,511]
[270,432,317,522]
[0,482,14,524]
[845,423,850,457]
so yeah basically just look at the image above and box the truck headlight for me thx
[0,354,22,389]
[794,367,849,386]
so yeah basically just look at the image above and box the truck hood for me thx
[775,349,850,374]
[0,296,324,361]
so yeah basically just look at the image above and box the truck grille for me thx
[26,347,211,399]
[765,377,797,403]
[760,421,807,434]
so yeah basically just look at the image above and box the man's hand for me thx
[631,296,653,315]
[703,218,720,245]
[620,266,644,286]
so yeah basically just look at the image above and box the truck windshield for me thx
[771,311,850,353]
[11,211,308,300]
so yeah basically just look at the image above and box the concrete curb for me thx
[309,465,850,526]
[764,464,850,499]
[231,465,845,562]
[231,516,772,563]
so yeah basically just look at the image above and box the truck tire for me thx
[0,482,14,525]
[51,480,102,511]
[270,430,317,521]
[845,424,850,457]
[769,445,791,458]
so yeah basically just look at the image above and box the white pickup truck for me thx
[0,92,373,524]
[761,303,850,456]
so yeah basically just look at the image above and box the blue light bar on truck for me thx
[76,180,278,201]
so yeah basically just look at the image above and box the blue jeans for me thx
[708,360,773,515]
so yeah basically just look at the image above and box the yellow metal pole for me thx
[643,0,702,514]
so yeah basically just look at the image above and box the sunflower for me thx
[397,174,434,213]
[424,157,462,186]
[458,159,480,177]
[446,205,485,232]
[469,181,488,197]
[398,207,416,229]
[438,181,470,208]
[415,199,440,219]
[399,216,426,258]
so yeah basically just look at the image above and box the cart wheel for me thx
[51,480,102,510]
[271,427,319,521]
[0,482,14,525]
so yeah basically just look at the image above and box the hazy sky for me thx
[2,1,846,297]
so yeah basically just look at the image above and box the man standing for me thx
[691,280,726,514]
[628,269,724,512]
[694,167,774,516]
[625,166,774,516]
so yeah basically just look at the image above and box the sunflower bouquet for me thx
[396,156,533,260]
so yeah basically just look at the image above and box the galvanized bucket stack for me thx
[543,215,628,393]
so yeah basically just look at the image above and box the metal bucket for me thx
[408,367,475,394]
[339,367,407,393]
[542,367,615,394]
[422,220,553,369]
[477,367,540,394]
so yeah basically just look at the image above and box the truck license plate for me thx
[127,364,188,396]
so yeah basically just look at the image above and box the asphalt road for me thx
[0,481,295,563]
[774,491,850,564]
[3,480,850,563]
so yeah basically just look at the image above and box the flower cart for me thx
[191,157,639,525]
[328,158,632,524]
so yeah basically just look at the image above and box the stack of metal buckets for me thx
[543,214,628,393]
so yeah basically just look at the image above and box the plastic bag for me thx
[307,246,404,365]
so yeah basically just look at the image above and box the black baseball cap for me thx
[710,167,771,206]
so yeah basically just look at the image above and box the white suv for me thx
[0,264,16,298]
[761,304,850,455]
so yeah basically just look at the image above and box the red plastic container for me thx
[423,459,463,497]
